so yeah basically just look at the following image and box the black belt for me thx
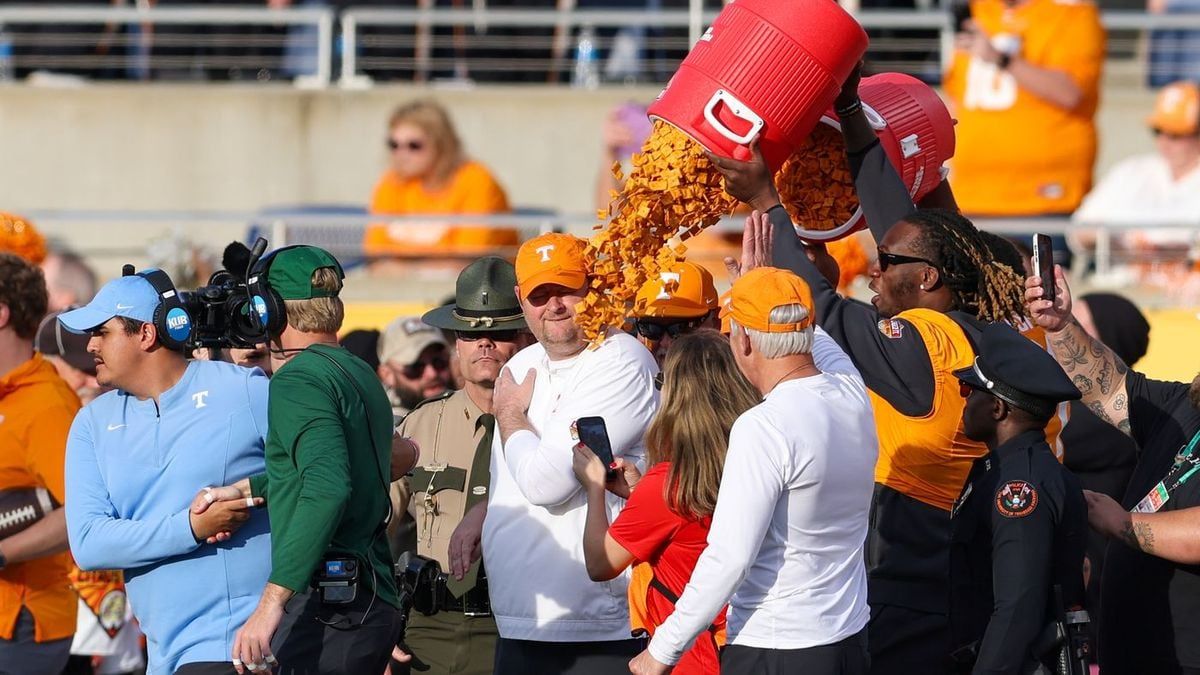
[436,574,491,617]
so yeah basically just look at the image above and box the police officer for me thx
[950,323,1088,674]
[392,256,528,675]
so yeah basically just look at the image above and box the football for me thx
[0,487,58,541]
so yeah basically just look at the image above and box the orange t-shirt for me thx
[364,160,516,257]
[0,353,80,642]
[943,0,1105,216]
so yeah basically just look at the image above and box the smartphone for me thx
[1032,233,1056,303]
[575,416,618,481]
[951,0,972,32]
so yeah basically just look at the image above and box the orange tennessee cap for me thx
[515,233,589,297]
[720,267,814,333]
[1147,81,1200,136]
[634,261,718,319]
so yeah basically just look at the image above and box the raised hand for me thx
[1024,264,1073,333]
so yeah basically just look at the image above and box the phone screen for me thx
[576,416,617,478]
[1032,234,1056,303]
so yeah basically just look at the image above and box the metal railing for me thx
[0,4,334,86]
[0,5,1197,87]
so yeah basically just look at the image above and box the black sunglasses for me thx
[401,355,450,379]
[455,330,520,343]
[878,251,938,272]
[634,318,701,342]
[1152,128,1197,140]
[387,138,426,152]
[654,372,665,391]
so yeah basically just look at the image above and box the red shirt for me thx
[610,463,726,674]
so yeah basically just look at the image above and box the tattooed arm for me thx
[1026,265,1132,435]
[1085,490,1200,564]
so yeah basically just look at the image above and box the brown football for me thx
[0,487,58,540]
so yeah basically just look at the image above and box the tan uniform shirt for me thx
[390,389,488,570]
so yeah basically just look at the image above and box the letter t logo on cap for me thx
[536,245,555,263]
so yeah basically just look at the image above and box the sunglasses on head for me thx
[455,329,520,343]
[401,355,450,379]
[387,138,426,152]
[634,318,701,342]
[878,251,938,272]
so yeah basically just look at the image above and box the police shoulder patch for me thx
[995,480,1039,518]
[877,318,904,339]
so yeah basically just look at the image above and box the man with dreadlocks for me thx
[711,128,1026,673]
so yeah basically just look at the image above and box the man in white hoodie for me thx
[484,232,659,674]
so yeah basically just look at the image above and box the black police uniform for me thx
[949,324,1089,674]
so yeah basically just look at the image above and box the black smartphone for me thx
[576,416,618,481]
[1032,233,1056,303]
[951,0,972,32]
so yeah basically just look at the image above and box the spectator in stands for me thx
[0,254,78,675]
[943,0,1105,220]
[484,233,658,672]
[1148,0,1200,86]
[631,261,719,366]
[1073,81,1200,262]
[0,212,47,264]
[631,263,877,675]
[595,101,652,215]
[363,100,514,262]
[40,249,98,314]
[377,315,453,421]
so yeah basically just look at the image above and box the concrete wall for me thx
[0,84,663,214]
[0,79,1162,216]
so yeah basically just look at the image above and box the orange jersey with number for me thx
[944,0,1105,216]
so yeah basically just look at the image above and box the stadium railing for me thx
[0,5,1197,86]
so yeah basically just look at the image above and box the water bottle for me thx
[572,26,599,89]
[0,28,14,83]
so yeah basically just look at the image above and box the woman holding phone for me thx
[571,329,760,674]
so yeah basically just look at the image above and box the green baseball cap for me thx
[266,246,345,300]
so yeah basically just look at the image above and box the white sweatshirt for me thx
[482,331,659,642]
[649,330,878,663]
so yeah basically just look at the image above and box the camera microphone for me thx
[247,237,268,281]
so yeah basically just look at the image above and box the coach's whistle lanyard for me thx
[1133,428,1200,514]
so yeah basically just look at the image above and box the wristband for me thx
[835,98,863,119]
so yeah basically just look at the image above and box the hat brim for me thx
[422,304,527,332]
[954,365,986,391]
[518,270,587,297]
[58,306,116,334]
[1147,113,1199,136]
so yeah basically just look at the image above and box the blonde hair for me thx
[645,329,761,520]
[388,99,466,188]
[283,268,344,333]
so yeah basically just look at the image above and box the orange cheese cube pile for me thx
[577,120,738,343]
[775,123,859,233]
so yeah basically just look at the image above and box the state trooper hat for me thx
[956,323,1081,418]
[422,256,527,332]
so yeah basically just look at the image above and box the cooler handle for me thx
[703,90,765,146]
[863,102,887,131]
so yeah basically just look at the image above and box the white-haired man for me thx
[631,243,879,675]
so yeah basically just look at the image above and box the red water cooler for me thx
[793,73,959,242]
[647,0,869,172]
